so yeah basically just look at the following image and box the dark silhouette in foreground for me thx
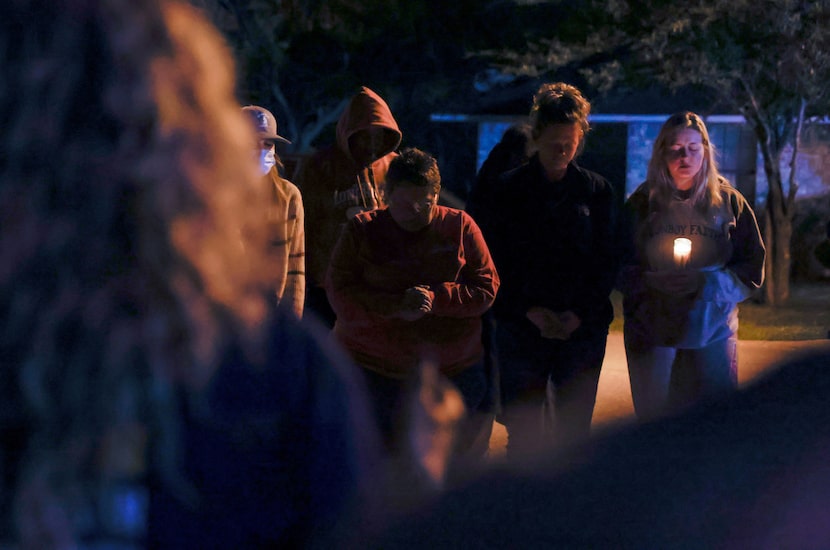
[372,348,830,548]
[0,1,380,547]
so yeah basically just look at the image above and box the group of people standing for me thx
[1,0,767,546]
[258,74,765,466]
[468,89,766,457]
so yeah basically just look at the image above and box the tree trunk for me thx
[762,203,792,305]
[761,99,805,306]
[762,162,794,306]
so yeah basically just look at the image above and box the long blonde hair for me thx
[646,111,725,212]
[1,0,273,542]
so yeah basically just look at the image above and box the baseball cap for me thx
[242,105,291,144]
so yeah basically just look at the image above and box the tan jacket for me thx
[267,170,305,318]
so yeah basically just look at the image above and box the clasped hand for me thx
[644,269,702,297]
[396,285,433,321]
[526,307,581,340]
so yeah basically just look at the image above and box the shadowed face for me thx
[387,183,438,232]
[665,128,705,190]
[350,127,387,166]
[535,122,581,182]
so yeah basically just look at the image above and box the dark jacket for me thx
[481,155,620,333]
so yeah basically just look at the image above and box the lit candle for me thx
[673,237,692,268]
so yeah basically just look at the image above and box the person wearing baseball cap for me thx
[243,105,306,318]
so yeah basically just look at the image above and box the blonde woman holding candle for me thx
[618,112,765,420]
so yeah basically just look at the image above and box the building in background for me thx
[432,113,830,207]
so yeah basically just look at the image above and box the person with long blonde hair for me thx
[618,111,765,420]
[0,0,378,547]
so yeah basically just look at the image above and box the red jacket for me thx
[295,87,402,286]
[326,206,499,378]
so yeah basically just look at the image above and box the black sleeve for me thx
[571,175,621,326]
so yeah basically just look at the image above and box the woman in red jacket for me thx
[327,147,500,471]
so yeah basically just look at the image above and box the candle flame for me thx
[674,237,691,268]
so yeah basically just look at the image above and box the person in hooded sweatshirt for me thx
[295,86,403,327]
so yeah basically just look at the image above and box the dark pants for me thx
[306,284,336,329]
[496,320,608,457]
[470,311,500,457]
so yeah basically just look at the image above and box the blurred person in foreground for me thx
[477,83,621,456]
[295,86,402,327]
[0,0,381,547]
[326,148,500,478]
[370,344,830,548]
[618,111,765,421]
[242,104,306,318]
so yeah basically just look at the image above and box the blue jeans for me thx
[495,320,607,456]
[625,335,738,421]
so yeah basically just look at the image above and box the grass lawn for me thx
[609,282,830,341]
